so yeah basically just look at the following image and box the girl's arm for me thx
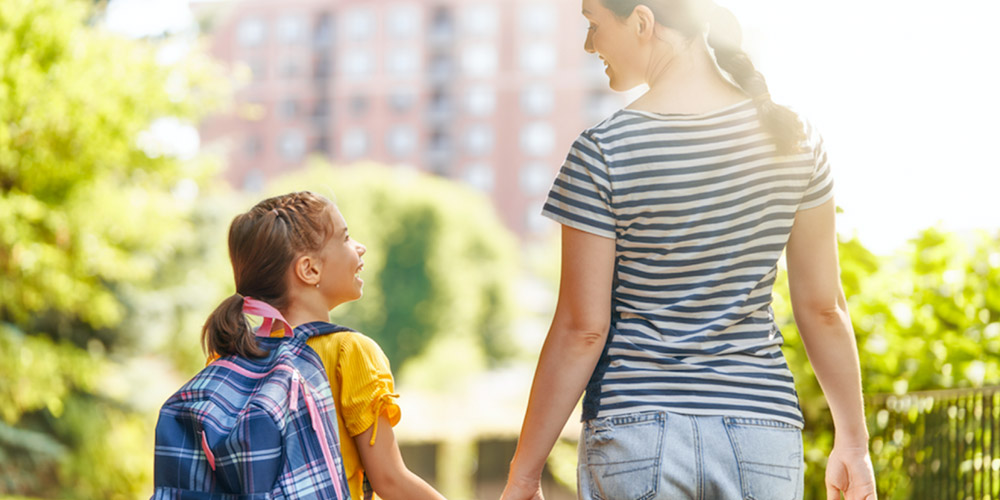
[785,198,877,500]
[502,225,617,500]
[354,414,447,500]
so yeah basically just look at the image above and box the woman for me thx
[501,1,876,499]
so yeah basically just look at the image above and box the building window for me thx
[520,4,557,35]
[314,12,334,45]
[342,50,373,78]
[429,87,451,118]
[429,6,454,43]
[461,44,497,77]
[462,4,498,37]
[279,58,300,78]
[279,98,299,118]
[520,121,555,156]
[520,162,552,195]
[520,43,556,74]
[241,58,266,80]
[521,84,554,115]
[237,18,266,46]
[244,135,261,157]
[279,130,306,161]
[387,4,420,39]
[525,205,551,234]
[465,124,493,156]
[387,125,417,157]
[465,85,495,116]
[314,135,330,155]
[343,8,375,41]
[277,14,305,44]
[428,127,451,162]
[588,90,623,122]
[342,128,369,160]
[428,52,453,81]
[465,163,494,192]
[349,95,369,116]
[312,99,329,120]
[314,52,332,79]
[243,168,265,192]
[386,47,419,76]
[390,87,416,113]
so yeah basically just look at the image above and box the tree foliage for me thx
[270,163,520,376]
[0,0,225,496]
[774,228,1000,498]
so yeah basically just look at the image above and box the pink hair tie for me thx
[242,297,295,338]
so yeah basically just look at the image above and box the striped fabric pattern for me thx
[153,322,353,499]
[542,100,833,428]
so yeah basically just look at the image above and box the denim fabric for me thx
[578,410,803,500]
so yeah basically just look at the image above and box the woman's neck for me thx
[630,37,746,115]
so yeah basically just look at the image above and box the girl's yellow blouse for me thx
[307,330,401,500]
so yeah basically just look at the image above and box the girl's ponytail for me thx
[202,191,336,359]
[706,6,805,154]
[202,293,266,358]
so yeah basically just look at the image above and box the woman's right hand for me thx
[825,444,877,500]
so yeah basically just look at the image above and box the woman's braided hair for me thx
[601,0,806,154]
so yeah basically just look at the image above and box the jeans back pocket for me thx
[582,411,665,500]
[723,417,803,500]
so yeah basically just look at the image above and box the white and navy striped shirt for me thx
[542,100,833,428]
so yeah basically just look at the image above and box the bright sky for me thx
[725,0,1000,253]
[105,0,1000,254]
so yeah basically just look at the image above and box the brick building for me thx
[195,0,623,236]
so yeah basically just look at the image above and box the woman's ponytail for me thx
[202,293,266,359]
[707,6,805,154]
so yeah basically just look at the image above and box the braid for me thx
[205,191,336,358]
[707,6,805,154]
[251,191,334,254]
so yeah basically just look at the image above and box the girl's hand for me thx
[825,444,877,500]
[499,474,544,500]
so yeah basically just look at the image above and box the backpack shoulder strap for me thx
[292,321,355,343]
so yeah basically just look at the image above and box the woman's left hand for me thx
[499,475,544,500]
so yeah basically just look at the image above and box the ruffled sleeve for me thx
[336,332,401,446]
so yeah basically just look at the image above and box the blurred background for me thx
[0,0,998,498]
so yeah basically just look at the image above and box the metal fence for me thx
[868,386,999,500]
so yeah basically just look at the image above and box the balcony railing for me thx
[867,386,998,500]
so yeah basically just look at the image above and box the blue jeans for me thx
[577,410,804,500]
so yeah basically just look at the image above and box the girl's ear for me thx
[294,254,321,286]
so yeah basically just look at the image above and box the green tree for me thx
[774,228,1000,498]
[0,0,225,496]
[269,163,520,379]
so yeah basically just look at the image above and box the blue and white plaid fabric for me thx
[153,322,353,499]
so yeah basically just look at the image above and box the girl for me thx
[205,191,447,500]
[501,1,877,499]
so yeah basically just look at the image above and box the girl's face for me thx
[318,205,366,309]
[583,0,646,91]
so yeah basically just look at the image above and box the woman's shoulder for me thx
[566,110,637,156]
[583,108,638,136]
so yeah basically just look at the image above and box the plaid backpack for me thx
[153,304,352,500]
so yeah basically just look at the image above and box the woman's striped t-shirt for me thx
[541,99,833,428]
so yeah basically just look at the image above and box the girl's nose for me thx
[356,242,366,256]
[584,31,595,53]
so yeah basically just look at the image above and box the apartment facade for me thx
[197,0,624,236]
